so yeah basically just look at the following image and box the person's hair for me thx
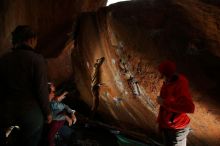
[158,60,176,77]
[11,25,37,46]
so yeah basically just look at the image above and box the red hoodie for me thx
[157,74,195,129]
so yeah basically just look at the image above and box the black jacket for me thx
[0,45,50,124]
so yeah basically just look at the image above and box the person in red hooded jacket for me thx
[157,60,195,146]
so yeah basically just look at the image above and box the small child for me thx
[47,82,77,146]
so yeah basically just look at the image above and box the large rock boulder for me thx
[72,0,220,145]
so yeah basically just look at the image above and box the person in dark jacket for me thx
[0,25,52,146]
[157,60,195,146]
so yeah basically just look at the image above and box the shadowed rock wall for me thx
[72,0,220,145]
[0,0,107,84]
[1,0,220,145]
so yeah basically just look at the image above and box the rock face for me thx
[72,0,220,145]
[1,0,220,145]
[0,0,106,83]
[0,0,97,54]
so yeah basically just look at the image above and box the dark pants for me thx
[48,120,65,146]
[162,127,190,146]
[0,128,6,146]
[1,106,44,146]
[90,85,100,119]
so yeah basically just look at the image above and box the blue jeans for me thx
[162,126,190,146]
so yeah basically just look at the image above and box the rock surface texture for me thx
[1,0,220,145]
[72,0,220,145]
